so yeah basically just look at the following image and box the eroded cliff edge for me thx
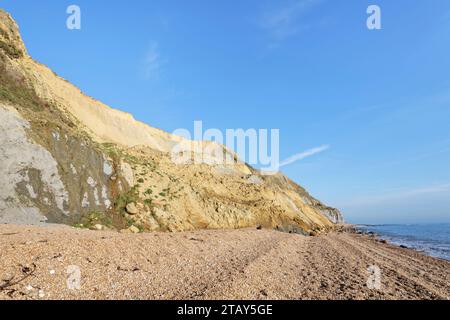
[0,9,343,234]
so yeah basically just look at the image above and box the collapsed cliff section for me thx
[102,145,343,234]
[0,9,343,234]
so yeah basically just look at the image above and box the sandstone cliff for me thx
[0,9,342,234]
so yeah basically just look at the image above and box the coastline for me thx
[353,223,450,262]
[0,224,449,300]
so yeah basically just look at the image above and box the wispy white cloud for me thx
[259,0,322,45]
[280,144,330,167]
[143,42,166,79]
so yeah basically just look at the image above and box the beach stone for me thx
[247,175,263,185]
[128,225,140,234]
[92,224,103,231]
[126,203,139,215]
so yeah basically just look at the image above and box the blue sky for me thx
[2,0,450,224]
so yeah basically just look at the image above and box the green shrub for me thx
[74,210,113,229]
[0,40,23,59]
[115,185,139,214]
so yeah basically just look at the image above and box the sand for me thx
[0,224,448,300]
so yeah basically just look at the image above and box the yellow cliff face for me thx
[0,9,342,234]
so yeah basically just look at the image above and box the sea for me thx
[356,223,450,261]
